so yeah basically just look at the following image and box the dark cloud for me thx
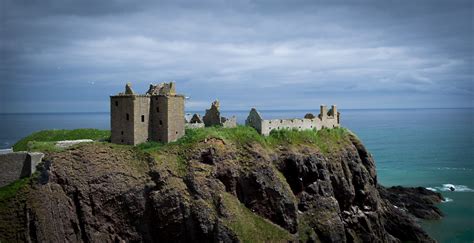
[0,0,472,112]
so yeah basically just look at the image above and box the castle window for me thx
[280,120,283,123]
[126,113,129,121]
[115,101,118,106]
[156,107,159,112]
[141,115,145,122]
[159,120,163,125]
[121,131,124,135]
[176,131,178,134]
[121,139,124,143]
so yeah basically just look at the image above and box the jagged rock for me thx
[0,132,442,242]
[379,185,444,220]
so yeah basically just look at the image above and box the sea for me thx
[0,108,472,242]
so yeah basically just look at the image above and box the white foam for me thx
[426,187,437,192]
[436,167,472,171]
[434,184,474,192]
[442,198,453,203]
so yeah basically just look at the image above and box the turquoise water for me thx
[0,108,473,242]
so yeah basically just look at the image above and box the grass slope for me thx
[138,125,350,153]
[13,129,110,151]
[221,192,294,242]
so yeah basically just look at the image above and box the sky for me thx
[0,0,472,113]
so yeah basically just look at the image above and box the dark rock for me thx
[0,135,443,242]
[379,185,444,220]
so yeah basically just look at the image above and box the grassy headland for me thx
[12,128,110,151]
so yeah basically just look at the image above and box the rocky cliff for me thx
[0,128,443,242]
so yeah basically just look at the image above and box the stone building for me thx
[110,82,185,145]
[185,113,205,129]
[202,100,237,128]
[246,105,340,136]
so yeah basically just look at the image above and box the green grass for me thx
[221,192,293,242]
[137,126,266,152]
[266,127,350,153]
[138,126,349,153]
[0,178,30,201]
[13,129,110,151]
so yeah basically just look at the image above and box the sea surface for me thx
[0,108,473,242]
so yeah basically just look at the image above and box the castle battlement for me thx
[246,105,340,136]
[110,82,185,145]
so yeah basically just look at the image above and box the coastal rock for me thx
[379,185,444,220]
[0,131,442,242]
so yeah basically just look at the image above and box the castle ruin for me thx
[246,105,340,136]
[110,82,185,145]
[202,100,237,128]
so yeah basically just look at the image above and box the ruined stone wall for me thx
[222,116,237,128]
[247,105,340,136]
[111,96,136,145]
[0,152,44,187]
[245,108,263,134]
[133,96,151,145]
[185,123,205,129]
[203,106,221,127]
[260,117,338,136]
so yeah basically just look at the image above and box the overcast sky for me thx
[1,0,472,113]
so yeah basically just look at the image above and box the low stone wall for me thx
[246,107,340,136]
[222,116,237,128]
[185,123,205,129]
[260,117,339,136]
[0,152,44,187]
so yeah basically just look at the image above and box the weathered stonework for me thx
[246,105,340,136]
[0,152,44,187]
[202,100,237,128]
[185,113,205,129]
[110,82,185,145]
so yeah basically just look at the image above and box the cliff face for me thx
[0,129,443,242]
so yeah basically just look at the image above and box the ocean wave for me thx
[442,198,453,203]
[436,167,472,171]
[426,187,437,192]
[434,184,474,192]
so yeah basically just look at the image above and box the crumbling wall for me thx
[221,116,237,128]
[0,152,44,187]
[186,123,205,129]
[202,100,236,128]
[247,105,340,136]
[203,100,222,127]
[186,113,205,129]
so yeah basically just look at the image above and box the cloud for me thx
[0,0,472,112]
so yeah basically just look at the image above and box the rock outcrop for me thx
[0,129,443,242]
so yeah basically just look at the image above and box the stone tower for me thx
[110,82,185,145]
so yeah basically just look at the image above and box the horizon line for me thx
[0,107,473,115]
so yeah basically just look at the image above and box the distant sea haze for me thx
[0,108,473,242]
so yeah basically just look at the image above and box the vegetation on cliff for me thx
[1,126,443,242]
[12,128,110,151]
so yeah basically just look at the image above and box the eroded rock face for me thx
[0,135,442,242]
